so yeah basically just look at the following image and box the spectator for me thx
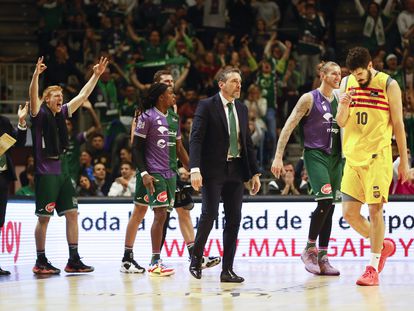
[251,0,281,31]
[108,161,136,197]
[15,166,35,196]
[268,163,305,195]
[19,154,35,187]
[178,89,199,121]
[89,132,111,169]
[77,174,102,197]
[92,162,112,196]
[397,0,414,49]
[354,0,394,53]
[79,150,94,181]
[384,53,405,89]
[296,3,326,84]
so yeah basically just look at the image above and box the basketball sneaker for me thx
[32,259,61,275]
[356,266,379,286]
[378,239,395,273]
[120,259,146,274]
[148,259,175,277]
[301,247,320,274]
[64,257,94,273]
[318,255,340,276]
[201,256,221,269]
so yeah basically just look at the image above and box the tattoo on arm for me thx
[275,94,311,159]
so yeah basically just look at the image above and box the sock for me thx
[68,244,79,260]
[369,253,381,271]
[187,242,194,257]
[318,247,328,261]
[151,253,161,265]
[36,250,47,262]
[123,247,133,261]
[305,239,316,251]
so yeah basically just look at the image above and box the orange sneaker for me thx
[378,239,395,273]
[356,266,379,286]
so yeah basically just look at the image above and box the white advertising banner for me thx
[1,201,413,265]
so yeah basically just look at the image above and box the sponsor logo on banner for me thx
[157,191,168,203]
[321,184,332,194]
[3,201,414,265]
[45,202,56,213]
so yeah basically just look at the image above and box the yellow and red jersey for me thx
[343,71,393,166]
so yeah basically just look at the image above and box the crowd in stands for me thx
[12,0,414,196]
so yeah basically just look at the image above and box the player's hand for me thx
[271,157,285,179]
[142,174,155,195]
[17,101,29,123]
[191,171,203,191]
[339,92,352,106]
[93,57,109,76]
[34,56,47,76]
[398,161,409,184]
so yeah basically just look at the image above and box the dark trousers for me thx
[0,174,9,228]
[193,159,244,270]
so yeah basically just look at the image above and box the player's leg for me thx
[121,174,149,273]
[33,175,60,274]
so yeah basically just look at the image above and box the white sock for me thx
[369,253,381,271]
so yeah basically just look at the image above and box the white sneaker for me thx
[148,259,175,277]
[120,259,146,274]
[201,256,221,269]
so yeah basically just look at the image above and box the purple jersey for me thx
[134,107,181,179]
[31,104,70,175]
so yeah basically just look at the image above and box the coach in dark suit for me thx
[189,68,261,283]
[0,103,28,275]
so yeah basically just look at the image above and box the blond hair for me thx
[41,85,63,102]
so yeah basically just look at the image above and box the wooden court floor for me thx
[0,260,413,311]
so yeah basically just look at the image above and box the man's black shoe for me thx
[0,267,10,276]
[220,270,244,283]
[189,256,202,279]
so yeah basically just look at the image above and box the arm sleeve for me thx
[132,135,147,173]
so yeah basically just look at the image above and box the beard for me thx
[358,71,372,88]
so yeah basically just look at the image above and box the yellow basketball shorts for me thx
[341,146,393,204]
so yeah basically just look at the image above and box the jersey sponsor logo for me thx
[327,128,339,134]
[321,184,332,195]
[45,202,56,213]
[157,139,166,148]
[370,91,379,97]
[157,126,169,135]
[157,191,168,203]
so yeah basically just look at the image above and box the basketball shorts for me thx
[35,174,78,217]
[134,173,176,212]
[341,145,392,204]
[304,149,342,202]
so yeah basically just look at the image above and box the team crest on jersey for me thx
[45,202,56,213]
[137,120,145,129]
[144,195,149,203]
[321,184,332,194]
[157,191,168,203]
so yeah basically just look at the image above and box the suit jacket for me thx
[0,116,27,182]
[190,93,259,182]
